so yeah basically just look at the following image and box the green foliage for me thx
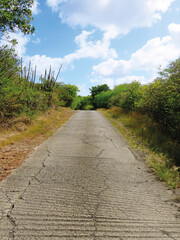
[89,84,110,98]
[0,45,19,77]
[120,81,142,111]
[71,96,83,110]
[56,83,79,107]
[0,0,35,35]
[89,84,110,108]
[94,90,114,108]
[138,59,180,139]
[90,82,142,110]
[0,46,22,119]
[100,59,180,140]
[109,84,129,107]
[0,46,79,121]
[84,104,94,110]
[101,108,180,188]
[71,95,93,110]
[113,84,129,94]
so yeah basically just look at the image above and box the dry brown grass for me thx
[100,108,180,189]
[0,107,75,181]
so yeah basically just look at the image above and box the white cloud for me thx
[168,23,180,33]
[31,0,41,15]
[116,76,146,85]
[93,59,130,77]
[146,0,174,12]
[46,0,67,11]
[32,37,41,44]
[22,30,117,78]
[0,32,30,57]
[64,30,117,63]
[46,0,175,34]
[78,84,90,96]
[90,77,115,89]
[93,23,180,84]
[168,23,180,47]
[23,55,63,77]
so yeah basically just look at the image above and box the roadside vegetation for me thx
[100,108,179,189]
[0,1,179,188]
[0,44,77,181]
[1,42,179,188]
[81,59,179,189]
[0,0,77,180]
[0,45,79,122]
[0,45,77,180]
[71,58,180,188]
[0,107,74,180]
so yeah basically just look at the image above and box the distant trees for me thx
[71,96,93,110]
[89,84,110,108]
[57,83,79,107]
[89,84,110,99]
[73,58,179,140]
[0,0,35,35]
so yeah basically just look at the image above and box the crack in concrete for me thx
[146,223,178,240]
[1,111,179,239]
[58,146,110,239]
[0,144,51,239]
[2,191,13,207]
[1,191,17,239]
[161,230,177,240]
[33,176,43,184]
[7,213,17,240]
[17,144,50,198]
[81,137,100,149]
[82,148,111,239]
[96,149,105,159]
[104,134,120,152]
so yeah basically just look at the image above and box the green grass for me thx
[99,107,180,189]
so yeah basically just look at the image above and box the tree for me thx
[89,84,110,108]
[95,90,113,109]
[55,83,79,107]
[121,81,142,111]
[90,84,110,99]
[0,0,35,35]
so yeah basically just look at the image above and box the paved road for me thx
[0,110,180,239]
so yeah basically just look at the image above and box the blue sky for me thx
[1,0,180,95]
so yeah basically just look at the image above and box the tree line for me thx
[72,58,180,141]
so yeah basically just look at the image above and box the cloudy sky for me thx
[1,0,180,95]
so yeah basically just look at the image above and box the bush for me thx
[71,96,94,110]
[94,90,114,108]
[139,59,180,139]
[0,45,79,121]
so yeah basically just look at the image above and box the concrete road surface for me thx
[0,110,180,239]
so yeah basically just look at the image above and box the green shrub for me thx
[94,90,114,108]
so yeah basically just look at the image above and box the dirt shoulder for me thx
[0,108,75,181]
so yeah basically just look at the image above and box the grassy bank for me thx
[0,107,74,180]
[100,108,180,189]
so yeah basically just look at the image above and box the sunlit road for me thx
[0,110,180,239]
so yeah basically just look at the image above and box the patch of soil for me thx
[0,136,44,181]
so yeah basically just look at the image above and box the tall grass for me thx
[100,107,180,189]
[0,107,74,149]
